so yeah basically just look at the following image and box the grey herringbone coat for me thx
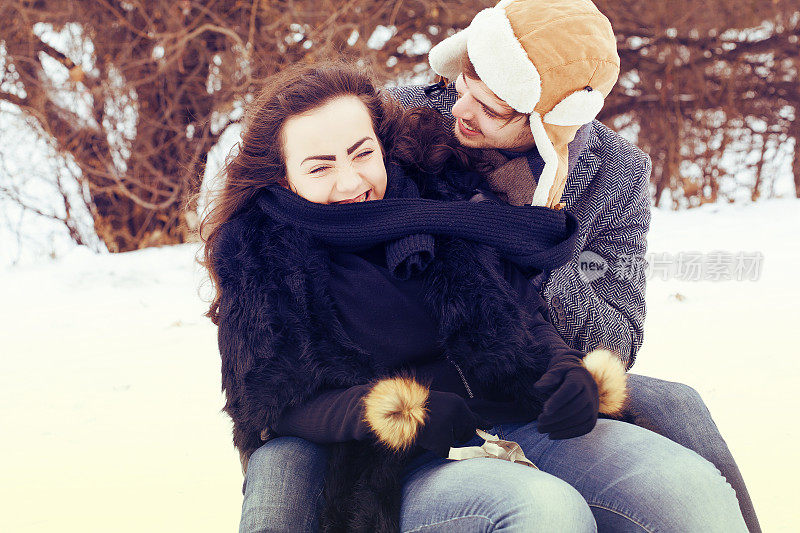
[389,84,652,367]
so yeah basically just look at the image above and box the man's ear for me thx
[543,87,605,127]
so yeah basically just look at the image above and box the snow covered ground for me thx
[2,198,798,532]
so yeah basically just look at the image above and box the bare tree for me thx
[0,0,491,251]
[0,0,797,254]
[598,0,799,206]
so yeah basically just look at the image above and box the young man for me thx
[388,0,760,531]
[239,1,758,531]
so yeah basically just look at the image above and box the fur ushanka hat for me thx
[429,0,620,208]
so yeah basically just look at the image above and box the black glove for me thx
[533,353,599,439]
[416,391,491,457]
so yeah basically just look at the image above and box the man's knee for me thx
[626,373,710,419]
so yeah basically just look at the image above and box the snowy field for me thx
[1,198,798,532]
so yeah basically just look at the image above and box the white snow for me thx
[634,198,800,532]
[1,199,799,532]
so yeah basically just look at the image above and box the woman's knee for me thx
[243,437,327,504]
[507,471,596,532]
[241,437,327,533]
[248,436,325,469]
[652,449,746,531]
[246,436,327,486]
[403,459,595,532]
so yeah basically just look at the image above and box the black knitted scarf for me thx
[256,164,579,279]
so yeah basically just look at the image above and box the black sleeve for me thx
[271,385,373,443]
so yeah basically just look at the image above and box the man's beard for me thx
[453,119,535,151]
[453,119,484,147]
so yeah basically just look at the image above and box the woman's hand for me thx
[534,353,600,439]
[416,390,491,457]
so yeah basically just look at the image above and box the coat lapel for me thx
[563,122,602,209]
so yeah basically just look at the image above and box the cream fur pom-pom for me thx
[582,349,628,416]
[362,376,429,451]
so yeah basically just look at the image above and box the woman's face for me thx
[282,95,388,204]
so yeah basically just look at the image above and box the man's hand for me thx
[534,353,599,439]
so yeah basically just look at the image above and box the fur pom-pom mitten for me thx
[362,376,429,451]
[362,376,490,456]
[582,349,628,416]
[535,348,628,439]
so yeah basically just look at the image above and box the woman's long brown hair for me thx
[198,60,474,324]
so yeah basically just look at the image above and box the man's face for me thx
[452,73,536,151]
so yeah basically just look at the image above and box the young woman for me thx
[201,62,747,532]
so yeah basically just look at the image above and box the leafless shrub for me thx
[0,0,796,254]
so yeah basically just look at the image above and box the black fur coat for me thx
[214,171,624,532]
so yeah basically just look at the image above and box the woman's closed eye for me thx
[309,165,330,174]
[355,149,374,159]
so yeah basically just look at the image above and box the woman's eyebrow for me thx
[346,136,371,155]
[301,154,336,164]
[300,137,373,164]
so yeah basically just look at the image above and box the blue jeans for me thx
[240,434,595,532]
[240,375,753,532]
[624,375,760,532]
